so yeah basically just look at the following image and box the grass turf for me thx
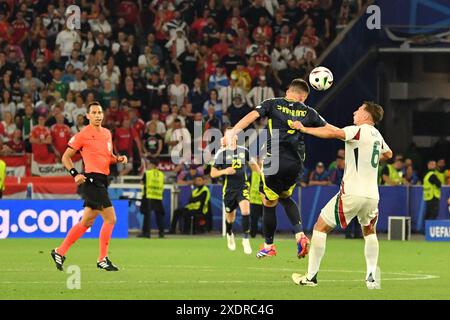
[0,236,449,300]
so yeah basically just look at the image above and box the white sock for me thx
[307,230,327,280]
[364,234,379,280]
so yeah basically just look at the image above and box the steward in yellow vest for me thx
[140,159,165,238]
[170,175,210,234]
[423,160,442,222]
[0,160,6,199]
[381,159,403,185]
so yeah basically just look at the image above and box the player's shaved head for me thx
[288,79,310,95]
[286,79,310,102]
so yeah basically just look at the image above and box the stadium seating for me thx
[0,0,366,179]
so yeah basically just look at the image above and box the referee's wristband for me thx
[69,168,79,178]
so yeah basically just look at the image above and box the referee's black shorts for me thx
[260,156,303,201]
[80,173,112,210]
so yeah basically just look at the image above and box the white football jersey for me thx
[341,124,391,200]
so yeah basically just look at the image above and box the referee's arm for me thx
[62,147,86,185]
[62,147,79,172]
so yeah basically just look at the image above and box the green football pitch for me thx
[0,236,449,300]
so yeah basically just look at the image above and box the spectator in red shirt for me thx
[303,22,320,48]
[204,52,221,81]
[253,44,271,68]
[117,0,140,25]
[246,56,260,81]
[30,115,55,163]
[114,118,141,175]
[0,138,13,156]
[0,120,5,141]
[153,6,174,44]
[105,99,126,129]
[191,9,210,39]
[252,16,273,44]
[0,12,10,43]
[225,7,248,33]
[275,25,295,49]
[211,33,230,59]
[128,108,145,139]
[233,27,250,57]
[10,11,29,46]
[159,103,170,123]
[7,129,24,154]
[51,113,72,162]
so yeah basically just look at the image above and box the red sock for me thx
[57,223,88,256]
[98,223,115,261]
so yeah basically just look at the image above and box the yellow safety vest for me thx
[249,171,262,205]
[144,169,165,200]
[435,170,446,186]
[0,160,6,191]
[386,164,402,185]
[423,170,440,201]
[186,186,210,214]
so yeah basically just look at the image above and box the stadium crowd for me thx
[3,0,448,188]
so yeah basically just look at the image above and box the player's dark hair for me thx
[288,79,310,94]
[363,101,384,124]
[87,101,103,112]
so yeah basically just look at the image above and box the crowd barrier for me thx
[1,183,449,236]
[110,185,449,233]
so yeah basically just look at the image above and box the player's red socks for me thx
[57,222,89,256]
[98,223,115,261]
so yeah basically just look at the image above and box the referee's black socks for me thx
[279,197,304,234]
[263,205,277,244]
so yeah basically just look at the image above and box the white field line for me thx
[0,265,439,284]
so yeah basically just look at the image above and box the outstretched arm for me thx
[223,110,260,145]
[290,121,345,140]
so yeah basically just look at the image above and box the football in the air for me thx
[309,66,334,91]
